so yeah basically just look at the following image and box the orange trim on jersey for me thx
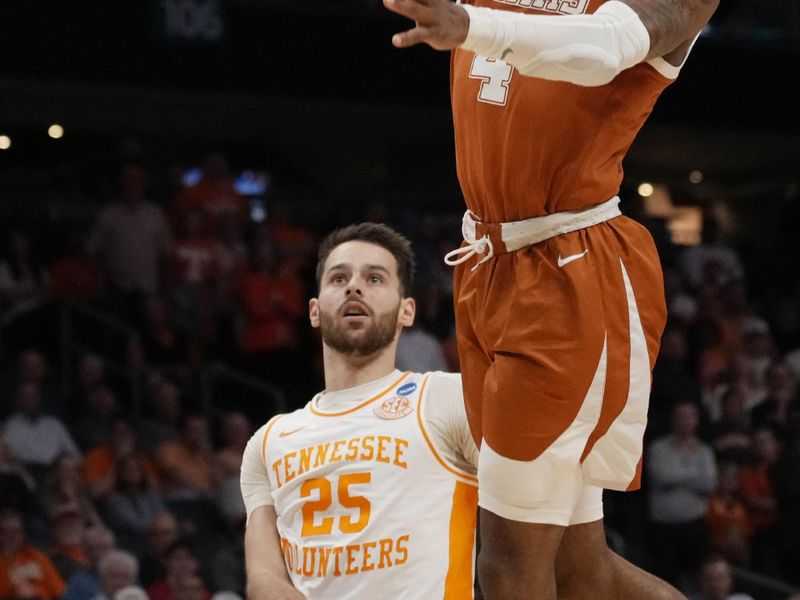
[308,371,413,417]
[261,414,287,466]
[417,375,479,485]
[444,481,478,599]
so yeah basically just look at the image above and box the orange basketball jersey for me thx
[451,0,677,223]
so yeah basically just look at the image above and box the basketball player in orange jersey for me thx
[384,0,718,598]
[241,223,480,599]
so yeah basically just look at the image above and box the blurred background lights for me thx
[689,170,704,184]
[0,135,11,150]
[638,182,654,197]
[48,124,64,139]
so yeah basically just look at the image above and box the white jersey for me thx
[242,371,478,600]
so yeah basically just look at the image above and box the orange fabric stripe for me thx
[443,481,478,599]
[417,376,479,484]
[261,414,287,466]
[309,372,412,417]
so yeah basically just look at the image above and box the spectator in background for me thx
[83,418,156,500]
[48,503,89,581]
[49,228,105,303]
[2,382,80,482]
[15,349,65,420]
[651,326,703,438]
[750,361,799,437]
[147,538,211,600]
[707,387,752,464]
[731,318,776,412]
[694,556,754,600]
[62,526,116,600]
[215,412,251,524]
[172,209,217,359]
[0,509,66,599]
[155,414,219,502]
[104,456,166,554]
[209,521,245,598]
[212,213,248,356]
[738,427,782,577]
[139,513,178,587]
[647,401,718,590]
[141,297,190,366]
[41,453,103,528]
[706,462,751,566]
[173,153,246,236]
[73,353,109,413]
[679,213,744,292]
[0,438,38,519]
[73,385,119,451]
[139,379,183,452]
[95,550,139,600]
[236,236,304,385]
[89,164,173,327]
[396,323,448,373]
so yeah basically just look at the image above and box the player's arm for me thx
[241,421,304,600]
[385,0,718,86]
[245,506,306,600]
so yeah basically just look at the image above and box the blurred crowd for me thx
[1,152,799,599]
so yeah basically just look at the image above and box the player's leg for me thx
[479,510,564,600]
[474,348,607,599]
[555,488,685,600]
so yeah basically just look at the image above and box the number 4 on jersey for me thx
[469,55,514,106]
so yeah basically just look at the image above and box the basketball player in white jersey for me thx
[240,223,479,599]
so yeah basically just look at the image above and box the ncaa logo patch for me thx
[374,396,414,420]
[397,382,417,396]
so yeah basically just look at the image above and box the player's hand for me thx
[384,0,470,51]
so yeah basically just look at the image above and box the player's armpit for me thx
[621,0,718,60]
[245,506,306,600]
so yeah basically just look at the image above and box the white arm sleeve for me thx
[461,0,650,86]
[423,372,479,476]
[240,424,275,522]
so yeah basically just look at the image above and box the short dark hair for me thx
[316,223,415,296]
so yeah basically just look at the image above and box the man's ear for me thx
[309,298,320,328]
[398,297,415,328]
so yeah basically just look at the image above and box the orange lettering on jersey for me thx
[345,437,360,461]
[361,541,377,572]
[317,547,332,577]
[302,546,316,577]
[378,538,394,568]
[376,436,392,464]
[280,537,293,571]
[332,547,344,576]
[395,534,410,565]
[284,451,297,484]
[393,438,409,469]
[313,443,331,468]
[272,460,283,489]
[330,439,347,463]
[293,542,302,575]
[345,544,360,575]
[360,436,375,460]
[298,447,312,476]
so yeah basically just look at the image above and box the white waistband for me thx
[500,196,621,252]
[444,197,622,270]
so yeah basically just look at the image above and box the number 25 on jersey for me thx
[469,55,514,106]
[301,473,372,537]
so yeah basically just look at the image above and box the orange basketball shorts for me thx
[453,215,667,525]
